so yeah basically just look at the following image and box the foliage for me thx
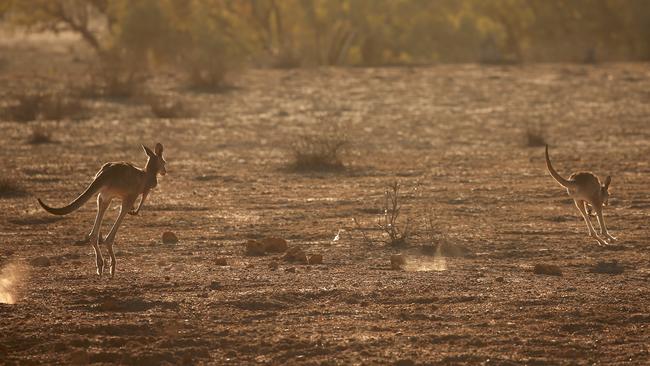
[2,0,650,65]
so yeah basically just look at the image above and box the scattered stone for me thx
[215,258,228,266]
[591,260,624,274]
[283,246,307,264]
[390,254,406,270]
[284,267,296,273]
[30,256,51,267]
[495,276,505,283]
[162,231,178,244]
[261,237,288,253]
[245,240,266,256]
[209,281,221,290]
[308,254,323,265]
[268,261,279,271]
[533,263,562,276]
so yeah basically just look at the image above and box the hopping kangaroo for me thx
[38,143,167,277]
[545,145,615,245]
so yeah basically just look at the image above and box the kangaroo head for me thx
[601,175,611,206]
[142,143,167,176]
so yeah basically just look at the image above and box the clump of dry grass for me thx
[1,93,84,122]
[525,123,547,147]
[39,94,85,120]
[289,125,348,172]
[27,128,54,144]
[0,177,28,198]
[148,96,197,119]
[2,94,43,122]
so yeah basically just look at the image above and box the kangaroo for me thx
[545,145,615,246]
[37,143,167,277]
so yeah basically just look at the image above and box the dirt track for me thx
[1,39,650,364]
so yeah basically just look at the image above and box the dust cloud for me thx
[0,262,28,304]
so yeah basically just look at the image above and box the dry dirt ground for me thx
[1,36,649,365]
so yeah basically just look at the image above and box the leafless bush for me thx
[525,123,547,147]
[148,96,197,119]
[2,93,85,122]
[0,177,27,198]
[377,181,412,246]
[27,128,54,144]
[290,125,348,171]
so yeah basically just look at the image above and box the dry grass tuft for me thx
[0,177,28,198]
[2,93,85,122]
[148,96,198,119]
[525,123,547,147]
[27,128,54,144]
[289,125,348,172]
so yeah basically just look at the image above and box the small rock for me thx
[283,246,307,264]
[209,281,221,290]
[215,258,228,266]
[261,237,288,253]
[30,256,51,267]
[284,267,296,273]
[308,254,323,265]
[245,240,266,256]
[162,231,178,244]
[495,276,505,283]
[268,261,279,271]
[390,254,406,270]
[533,263,562,276]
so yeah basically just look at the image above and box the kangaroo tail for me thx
[545,145,574,189]
[37,173,107,216]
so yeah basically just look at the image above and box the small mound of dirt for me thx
[308,254,323,265]
[215,258,228,266]
[591,260,624,274]
[533,263,562,276]
[391,254,406,270]
[283,246,307,264]
[245,240,266,256]
[162,231,178,244]
[261,237,288,253]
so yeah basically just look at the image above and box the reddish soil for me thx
[1,36,649,365]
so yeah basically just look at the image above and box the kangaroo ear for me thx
[142,144,155,157]
[603,175,611,189]
[154,143,163,156]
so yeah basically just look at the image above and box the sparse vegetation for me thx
[289,125,348,172]
[378,181,412,246]
[525,123,547,147]
[27,128,54,144]
[148,96,197,119]
[2,93,84,122]
[79,54,144,99]
[0,177,27,198]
